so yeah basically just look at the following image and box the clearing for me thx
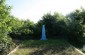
[11,39,83,55]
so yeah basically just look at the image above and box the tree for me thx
[66,8,85,24]
[0,0,12,43]
[9,19,35,40]
[66,8,85,45]
[0,0,16,54]
[35,13,66,39]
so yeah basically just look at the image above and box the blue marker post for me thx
[40,25,47,40]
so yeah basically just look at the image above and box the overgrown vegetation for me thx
[0,0,85,55]
[11,40,82,55]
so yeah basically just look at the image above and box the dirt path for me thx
[7,45,19,55]
[74,47,85,55]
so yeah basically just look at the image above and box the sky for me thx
[6,0,85,23]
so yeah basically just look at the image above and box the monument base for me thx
[40,38,47,40]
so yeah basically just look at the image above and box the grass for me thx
[11,39,82,55]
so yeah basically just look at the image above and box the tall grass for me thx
[12,39,82,55]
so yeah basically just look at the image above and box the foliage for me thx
[66,8,85,45]
[67,8,85,24]
[0,0,16,55]
[33,11,84,46]
[0,0,85,54]
[0,0,11,42]
[11,40,82,55]
[9,19,35,40]
[34,13,67,39]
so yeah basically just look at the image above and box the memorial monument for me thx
[40,25,47,40]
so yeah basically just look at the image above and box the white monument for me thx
[40,25,47,40]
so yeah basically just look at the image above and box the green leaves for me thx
[36,13,66,38]
[0,0,12,45]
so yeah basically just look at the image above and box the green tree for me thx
[66,8,84,45]
[9,19,35,40]
[0,0,12,43]
[67,8,85,24]
[35,13,66,39]
[0,0,16,54]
